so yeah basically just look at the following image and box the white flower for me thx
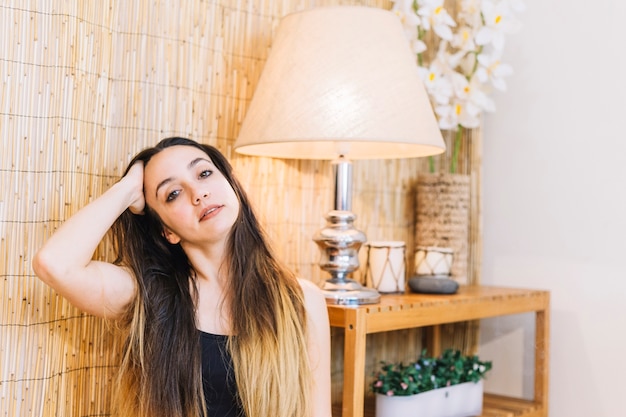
[435,72,495,129]
[475,0,523,51]
[452,73,496,114]
[417,0,457,41]
[451,25,477,53]
[436,98,481,129]
[435,41,465,68]
[392,0,428,53]
[475,53,513,91]
[458,0,483,27]
[392,0,421,28]
[418,62,453,105]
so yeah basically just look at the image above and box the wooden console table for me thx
[328,286,550,417]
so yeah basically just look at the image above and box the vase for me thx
[415,173,470,284]
[413,246,454,276]
[364,241,407,293]
[375,380,483,417]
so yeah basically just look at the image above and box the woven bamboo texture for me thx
[416,173,471,283]
[0,0,480,414]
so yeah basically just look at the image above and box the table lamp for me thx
[234,6,445,305]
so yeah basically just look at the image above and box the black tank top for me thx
[200,331,244,417]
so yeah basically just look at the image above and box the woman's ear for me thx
[162,227,181,245]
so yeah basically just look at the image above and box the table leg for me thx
[534,304,550,416]
[342,308,367,417]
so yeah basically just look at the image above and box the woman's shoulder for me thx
[297,278,328,319]
[297,278,323,299]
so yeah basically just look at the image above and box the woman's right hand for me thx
[124,161,146,215]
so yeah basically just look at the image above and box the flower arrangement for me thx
[371,349,493,396]
[391,0,525,172]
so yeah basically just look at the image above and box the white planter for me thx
[375,380,483,417]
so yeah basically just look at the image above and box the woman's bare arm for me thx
[32,163,145,319]
[299,278,332,417]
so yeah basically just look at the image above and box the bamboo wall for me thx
[0,1,480,415]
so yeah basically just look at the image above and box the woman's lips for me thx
[199,205,223,221]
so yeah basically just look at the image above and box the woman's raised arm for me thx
[32,162,145,319]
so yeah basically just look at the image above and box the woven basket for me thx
[415,173,470,284]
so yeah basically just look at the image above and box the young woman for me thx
[32,137,331,417]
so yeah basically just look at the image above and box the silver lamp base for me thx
[313,210,381,305]
[321,278,381,305]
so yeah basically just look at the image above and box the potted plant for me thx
[371,349,492,417]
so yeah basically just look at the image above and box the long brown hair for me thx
[111,137,312,417]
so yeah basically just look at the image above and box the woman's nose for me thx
[193,190,210,204]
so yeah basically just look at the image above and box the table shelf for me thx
[327,285,550,417]
[482,393,542,417]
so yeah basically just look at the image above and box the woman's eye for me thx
[166,190,180,202]
[199,169,212,178]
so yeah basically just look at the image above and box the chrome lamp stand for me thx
[313,156,380,305]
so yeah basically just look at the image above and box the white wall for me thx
[480,1,626,416]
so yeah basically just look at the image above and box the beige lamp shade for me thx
[234,6,446,160]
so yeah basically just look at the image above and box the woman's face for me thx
[143,145,240,248]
